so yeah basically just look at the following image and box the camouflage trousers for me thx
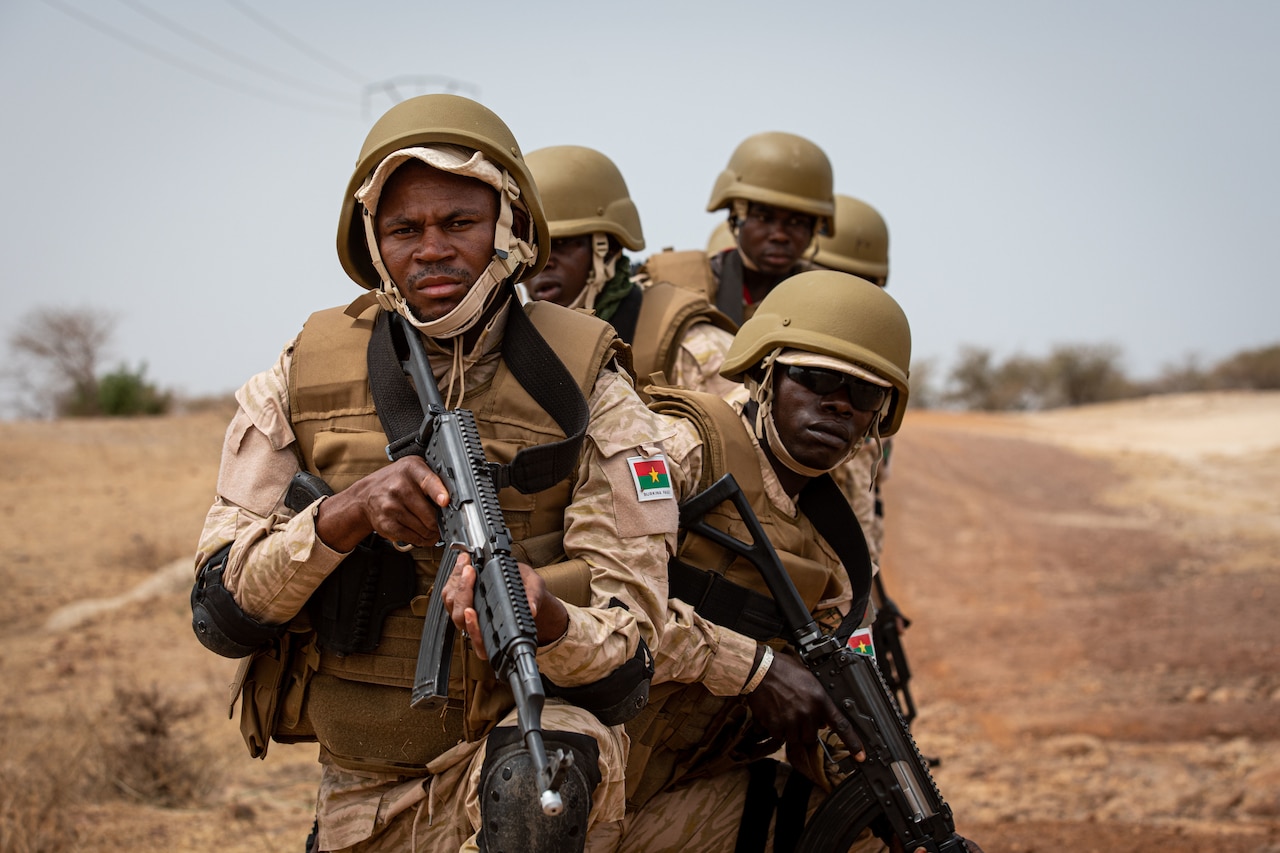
[589,762,887,853]
[316,701,628,852]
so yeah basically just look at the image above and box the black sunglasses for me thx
[784,364,889,412]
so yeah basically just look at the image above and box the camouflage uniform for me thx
[600,393,884,852]
[196,300,676,851]
[637,247,820,326]
[596,765,884,853]
[663,316,738,398]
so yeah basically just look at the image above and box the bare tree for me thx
[4,308,116,418]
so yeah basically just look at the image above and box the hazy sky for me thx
[2,0,1276,407]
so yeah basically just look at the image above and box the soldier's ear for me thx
[512,204,530,240]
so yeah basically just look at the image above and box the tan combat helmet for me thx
[812,194,890,287]
[705,132,836,236]
[706,220,735,256]
[721,270,911,436]
[525,145,644,310]
[526,145,644,250]
[336,93,549,293]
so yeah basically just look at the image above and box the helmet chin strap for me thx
[565,233,615,312]
[729,200,762,273]
[358,150,537,339]
[748,349,865,479]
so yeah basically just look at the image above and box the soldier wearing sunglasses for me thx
[607,270,918,853]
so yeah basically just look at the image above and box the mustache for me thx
[405,263,476,288]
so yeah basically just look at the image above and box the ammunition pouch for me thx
[307,536,417,656]
[232,624,319,758]
[191,544,287,658]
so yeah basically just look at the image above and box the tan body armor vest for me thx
[640,248,817,324]
[277,300,622,775]
[624,386,845,808]
[629,281,737,385]
[638,248,718,301]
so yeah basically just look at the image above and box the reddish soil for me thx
[2,391,1277,852]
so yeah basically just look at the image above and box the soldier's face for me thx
[527,235,593,306]
[375,162,499,322]
[736,203,815,277]
[770,366,873,471]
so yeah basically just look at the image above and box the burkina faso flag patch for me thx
[628,455,673,502]
[848,627,876,659]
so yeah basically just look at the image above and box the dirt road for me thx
[2,391,1277,852]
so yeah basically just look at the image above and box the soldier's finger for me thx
[826,703,866,761]
[405,458,449,507]
[464,607,487,660]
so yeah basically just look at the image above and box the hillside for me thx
[2,392,1277,852]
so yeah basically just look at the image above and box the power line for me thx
[114,0,354,104]
[224,0,368,88]
[222,1,483,116]
[363,74,483,119]
[41,0,355,117]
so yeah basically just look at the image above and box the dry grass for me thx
[0,684,221,851]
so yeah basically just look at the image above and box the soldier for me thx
[604,271,913,852]
[638,131,836,324]
[813,194,890,288]
[524,145,738,396]
[813,194,893,564]
[189,95,676,852]
[812,196,917,724]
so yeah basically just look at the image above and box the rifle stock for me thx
[679,474,966,852]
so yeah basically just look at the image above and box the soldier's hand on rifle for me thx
[315,457,449,552]
[745,646,865,783]
[440,557,570,660]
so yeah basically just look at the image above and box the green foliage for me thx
[941,341,1280,411]
[1210,344,1280,390]
[96,363,171,416]
[1142,354,1214,395]
[945,344,1135,411]
[944,347,1048,411]
[1042,344,1134,407]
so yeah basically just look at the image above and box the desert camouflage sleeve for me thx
[641,414,760,697]
[193,342,349,624]
[534,367,679,686]
[668,320,739,399]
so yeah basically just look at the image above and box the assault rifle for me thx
[386,312,570,817]
[872,574,917,726]
[679,474,967,852]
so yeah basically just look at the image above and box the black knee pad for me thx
[476,727,602,853]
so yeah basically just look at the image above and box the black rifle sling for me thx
[715,249,745,325]
[498,299,591,494]
[366,303,589,495]
[671,472,874,643]
[368,309,423,448]
[797,473,874,641]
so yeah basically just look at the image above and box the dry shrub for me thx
[87,684,219,807]
[0,725,88,852]
[0,684,221,850]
